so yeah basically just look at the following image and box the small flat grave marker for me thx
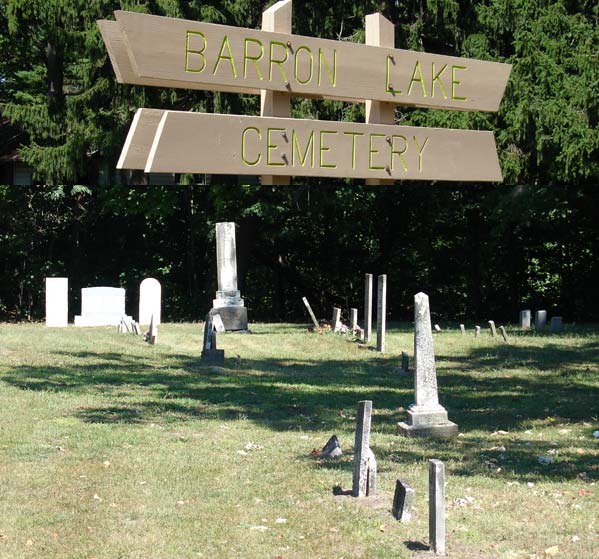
[392,479,415,522]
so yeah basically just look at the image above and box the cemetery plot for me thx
[99,10,511,111]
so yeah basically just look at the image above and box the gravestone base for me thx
[75,314,132,327]
[210,306,248,332]
[201,349,225,364]
[397,405,458,438]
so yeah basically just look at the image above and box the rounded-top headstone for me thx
[139,278,161,325]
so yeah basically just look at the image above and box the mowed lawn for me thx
[0,322,598,559]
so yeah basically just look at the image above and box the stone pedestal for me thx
[398,292,458,439]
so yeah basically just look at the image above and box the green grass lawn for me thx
[0,321,598,559]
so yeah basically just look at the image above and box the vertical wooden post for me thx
[261,0,292,186]
[365,13,395,186]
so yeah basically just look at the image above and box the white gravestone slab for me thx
[213,222,244,307]
[397,292,458,438]
[139,278,161,325]
[45,277,69,327]
[75,287,131,326]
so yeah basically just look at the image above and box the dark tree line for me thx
[1,1,598,323]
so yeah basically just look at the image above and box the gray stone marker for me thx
[429,459,446,555]
[392,479,415,522]
[499,325,509,342]
[376,274,387,352]
[397,293,458,438]
[401,351,409,373]
[459,324,465,335]
[434,324,441,332]
[519,309,531,329]
[45,277,68,327]
[549,316,562,333]
[302,297,319,329]
[475,325,481,337]
[488,320,497,337]
[535,310,547,330]
[350,308,358,332]
[352,400,377,497]
[332,307,342,332]
[147,314,157,344]
[364,273,373,343]
[213,222,248,331]
[201,311,225,364]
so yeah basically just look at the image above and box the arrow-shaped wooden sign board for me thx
[100,6,511,183]
[118,109,502,182]
[99,10,511,112]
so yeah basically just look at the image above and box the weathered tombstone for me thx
[535,310,547,330]
[332,307,342,332]
[475,325,481,337]
[320,434,342,458]
[350,308,358,332]
[401,351,409,373]
[364,274,373,343]
[122,315,133,333]
[434,324,441,332]
[488,320,497,337]
[147,314,157,344]
[302,297,319,329]
[117,320,125,334]
[138,278,161,325]
[519,309,531,329]
[397,293,458,438]
[549,316,562,333]
[429,459,446,555]
[376,274,386,352]
[352,400,377,497]
[45,277,69,327]
[212,313,226,333]
[74,287,131,326]
[132,321,141,335]
[392,479,415,522]
[499,325,509,342]
[459,324,466,335]
[201,312,225,364]
[212,222,248,331]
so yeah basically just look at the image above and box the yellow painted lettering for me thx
[213,35,237,77]
[244,38,264,80]
[407,61,427,97]
[269,41,289,82]
[343,131,364,170]
[317,48,337,86]
[267,127,286,166]
[413,136,429,172]
[241,127,261,166]
[294,46,313,85]
[369,133,386,170]
[390,135,408,172]
[451,65,467,101]
[431,62,448,99]
[291,129,315,167]
[319,130,337,168]
[185,31,207,73]
[385,55,401,95]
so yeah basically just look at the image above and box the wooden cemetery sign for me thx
[99,2,511,183]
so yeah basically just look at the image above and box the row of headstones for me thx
[45,277,161,327]
[520,310,562,332]
[351,400,446,555]
[117,314,158,345]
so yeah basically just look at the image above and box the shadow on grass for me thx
[1,334,598,482]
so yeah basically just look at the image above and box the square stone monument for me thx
[74,287,131,326]
[397,292,458,438]
[45,277,69,327]
[212,222,248,331]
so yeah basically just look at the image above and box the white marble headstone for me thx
[45,277,68,327]
[138,278,161,325]
[75,287,129,327]
[216,222,238,293]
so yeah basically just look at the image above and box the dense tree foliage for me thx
[1,1,598,323]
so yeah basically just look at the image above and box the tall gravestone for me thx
[376,274,387,352]
[364,274,373,343]
[213,222,248,331]
[45,277,69,327]
[519,309,531,329]
[397,293,458,438]
[535,310,547,330]
[138,278,161,325]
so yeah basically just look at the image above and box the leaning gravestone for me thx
[45,277,69,327]
[75,287,131,326]
[488,320,497,337]
[302,297,319,329]
[212,222,248,331]
[352,400,377,497]
[535,310,547,330]
[392,479,415,522]
[519,309,531,329]
[397,293,458,438]
[139,278,161,325]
